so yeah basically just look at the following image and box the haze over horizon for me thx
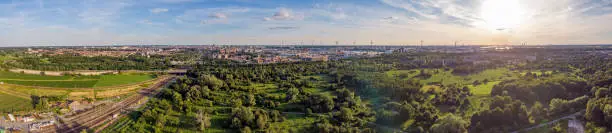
[1,0,612,46]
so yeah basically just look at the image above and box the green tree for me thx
[430,114,468,133]
[530,101,547,123]
[198,109,212,131]
[246,94,256,107]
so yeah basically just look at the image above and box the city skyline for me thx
[1,0,612,46]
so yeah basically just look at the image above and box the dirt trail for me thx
[0,87,31,100]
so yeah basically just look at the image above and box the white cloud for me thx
[150,8,169,14]
[264,8,303,21]
[139,20,164,26]
[176,7,249,25]
[209,13,228,19]
[78,1,131,26]
[157,0,194,3]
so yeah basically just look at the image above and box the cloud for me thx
[78,1,131,26]
[150,8,169,14]
[157,0,194,3]
[209,13,227,19]
[383,16,399,20]
[269,26,299,30]
[380,0,483,27]
[176,7,249,25]
[139,20,164,26]
[264,8,303,21]
[3,0,612,46]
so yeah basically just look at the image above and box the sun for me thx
[481,0,525,31]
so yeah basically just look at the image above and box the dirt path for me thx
[511,111,584,133]
[0,79,98,81]
[0,87,31,100]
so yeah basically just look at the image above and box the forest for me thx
[95,47,611,133]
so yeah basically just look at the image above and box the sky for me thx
[1,0,612,46]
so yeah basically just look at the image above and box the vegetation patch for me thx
[0,92,33,112]
[468,81,501,97]
[94,74,154,87]
[0,80,98,88]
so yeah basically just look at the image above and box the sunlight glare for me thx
[481,0,525,31]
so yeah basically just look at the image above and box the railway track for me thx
[46,76,175,133]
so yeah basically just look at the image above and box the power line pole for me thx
[420,40,424,49]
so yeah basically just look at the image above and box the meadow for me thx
[0,71,154,88]
[0,92,33,112]
[94,74,155,87]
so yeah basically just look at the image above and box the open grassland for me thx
[520,70,553,76]
[0,71,84,80]
[419,68,518,85]
[94,74,154,87]
[270,113,318,132]
[0,80,98,88]
[384,68,521,116]
[385,70,421,80]
[0,76,169,100]
[0,71,154,88]
[385,68,518,87]
[0,92,33,112]
[468,81,501,97]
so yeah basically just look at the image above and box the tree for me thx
[230,107,255,129]
[286,87,299,102]
[201,75,225,91]
[241,126,252,133]
[337,108,354,123]
[529,101,547,123]
[197,109,212,131]
[233,98,243,107]
[256,115,269,129]
[246,94,256,107]
[269,110,284,122]
[430,114,468,133]
[171,91,184,107]
[305,94,335,113]
[155,114,167,127]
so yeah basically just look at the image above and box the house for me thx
[22,116,35,122]
[7,114,15,122]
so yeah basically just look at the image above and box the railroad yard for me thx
[0,75,176,133]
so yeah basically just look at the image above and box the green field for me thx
[0,71,154,88]
[386,68,518,86]
[0,80,99,88]
[0,92,33,112]
[94,74,154,87]
[468,81,501,97]
[0,71,79,80]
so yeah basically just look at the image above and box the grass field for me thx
[0,80,99,88]
[386,68,519,87]
[0,71,79,80]
[0,92,33,112]
[94,74,154,87]
[468,81,501,97]
[0,71,154,88]
[270,113,318,132]
[385,70,420,79]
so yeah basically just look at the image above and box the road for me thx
[511,110,584,133]
[280,111,406,133]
